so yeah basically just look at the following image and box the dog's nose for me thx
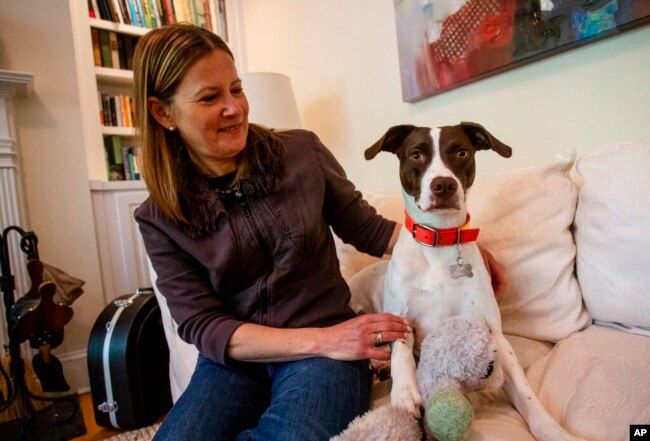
[431,177,458,199]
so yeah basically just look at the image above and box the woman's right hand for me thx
[317,313,411,361]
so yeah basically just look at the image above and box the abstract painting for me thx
[394,0,650,101]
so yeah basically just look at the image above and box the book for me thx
[121,95,130,127]
[149,0,162,27]
[217,0,227,40]
[118,0,132,24]
[105,0,120,22]
[109,96,117,126]
[101,92,111,125]
[97,0,113,20]
[91,28,102,67]
[104,135,125,180]
[191,0,207,29]
[109,31,121,69]
[161,0,175,24]
[98,30,112,68]
[172,0,188,23]
[126,0,144,27]
[203,0,212,31]
[110,0,124,23]
[120,35,138,70]
[113,95,123,127]
[140,0,152,27]
[98,91,104,125]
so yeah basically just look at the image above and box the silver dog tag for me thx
[450,245,473,279]
[450,261,473,279]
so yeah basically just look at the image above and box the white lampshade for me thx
[240,72,302,130]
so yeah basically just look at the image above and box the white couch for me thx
[151,140,650,441]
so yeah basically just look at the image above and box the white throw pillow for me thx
[467,150,591,342]
[573,140,650,334]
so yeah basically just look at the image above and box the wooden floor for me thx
[71,393,131,441]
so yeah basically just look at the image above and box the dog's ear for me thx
[364,125,418,160]
[460,122,512,158]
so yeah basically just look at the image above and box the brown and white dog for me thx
[360,123,584,441]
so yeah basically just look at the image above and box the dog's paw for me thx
[391,380,422,418]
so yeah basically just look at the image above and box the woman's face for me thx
[169,50,249,176]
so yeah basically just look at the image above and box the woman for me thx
[133,24,504,441]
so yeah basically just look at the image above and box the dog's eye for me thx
[457,148,469,159]
[409,151,423,162]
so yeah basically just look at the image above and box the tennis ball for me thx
[424,388,474,441]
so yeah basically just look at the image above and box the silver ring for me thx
[375,331,383,345]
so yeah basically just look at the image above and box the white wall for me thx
[0,0,105,392]
[239,0,650,194]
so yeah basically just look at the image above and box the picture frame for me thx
[393,0,650,102]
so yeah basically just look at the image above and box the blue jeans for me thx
[153,355,372,441]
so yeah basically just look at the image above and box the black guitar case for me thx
[87,288,172,429]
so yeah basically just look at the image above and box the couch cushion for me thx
[468,151,591,341]
[525,325,650,441]
[574,139,650,335]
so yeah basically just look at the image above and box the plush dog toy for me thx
[331,317,503,441]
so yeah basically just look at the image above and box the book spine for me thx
[119,0,132,24]
[110,0,124,23]
[99,30,112,68]
[109,32,121,69]
[121,96,130,127]
[131,147,141,180]
[162,0,174,24]
[91,28,102,67]
[217,0,227,40]
[98,91,104,125]
[203,0,212,32]
[109,96,117,126]
[114,96,123,127]
[101,92,111,125]
[127,0,143,27]
[188,0,197,25]
[105,136,125,180]
[121,146,131,179]
[97,0,111,20]
[149,0,162,27]
[172,0,185,22]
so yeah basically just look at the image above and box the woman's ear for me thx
[147,97,174,129]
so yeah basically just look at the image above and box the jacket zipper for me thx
[236,191,272,325]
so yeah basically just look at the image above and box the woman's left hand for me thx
[317,313,411,362]
[478,246,508,298]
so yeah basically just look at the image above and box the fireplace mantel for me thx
[0,69,34,96]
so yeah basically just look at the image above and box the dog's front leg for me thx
[390,332,422,417]
[495,335,586,441]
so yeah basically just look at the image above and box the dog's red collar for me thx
[404,211,479,247]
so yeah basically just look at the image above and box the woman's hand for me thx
[226,313,410,363]
[317,313,411,361]
[478,246,508,298]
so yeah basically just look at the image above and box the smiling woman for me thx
[129,23,410,441]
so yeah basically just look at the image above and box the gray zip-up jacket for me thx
[135,130,395,365]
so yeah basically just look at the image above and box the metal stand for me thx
[0,226,81,440]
